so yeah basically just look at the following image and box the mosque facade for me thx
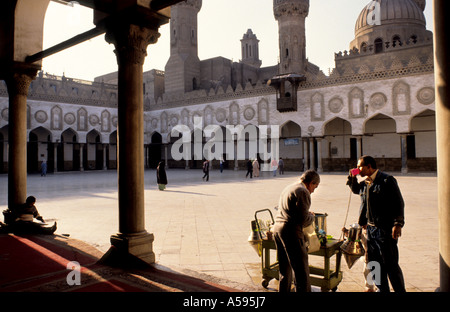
[0,0,436,174]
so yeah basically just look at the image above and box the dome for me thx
[355,0,426,37]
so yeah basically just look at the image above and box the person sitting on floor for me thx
[10,196,57,235]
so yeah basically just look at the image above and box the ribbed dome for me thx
[355,0,426,37]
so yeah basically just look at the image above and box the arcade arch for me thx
[323,117,353,171]
[407,109,436,171]
[28,126,52,173]
[280,121,302,170]
[60,128,79,171]
[363,113,400,170]
[85,129,102,170]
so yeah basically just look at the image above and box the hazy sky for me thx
[42,0,434,81]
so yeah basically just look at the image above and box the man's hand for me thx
[392,225,402,240]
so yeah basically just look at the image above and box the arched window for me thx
[374,38,383,54]
[192,77,197,90]
[360,42,368,53]
[410,35,418,44]
[392,35,402,47]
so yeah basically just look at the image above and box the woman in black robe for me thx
[156,161,168,190]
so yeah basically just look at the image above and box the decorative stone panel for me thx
[229,102,240,125]
[392,81,411,115]
[181,109,189,126]
[204,106,213,126]
[2,108,9,121]
[244,107,255,121]
[101,110,111,132]
[89,114,99,127]
[215,108,227,123]
[348,87,365,118]
[311,92,324,121]
[35,110,48,123]
[51,106,63,130]
[417,87,435,105]
[328,96,343,114]
[370,92,387,110]
[161,112,168,133]
[77,108,88,131]
[258,99,269,125]
[64,112,76,125]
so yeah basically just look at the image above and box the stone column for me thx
[103,144,107,170]
[79,143,84,171]
[433,0,450,292]
[164,144,168,169]
[102,22,161,265]
[309,137,315,170]
[400,134,408,174]
[356,136,363,159]
[316,138,323,173]
[54,142,58,173]
[234,138,238,170]
[303,139,309,171]
[5,64,38,209]
[144,145,148,169]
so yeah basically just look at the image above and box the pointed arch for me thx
[280,120,302,138]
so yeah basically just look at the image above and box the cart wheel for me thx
[261,279,269,288]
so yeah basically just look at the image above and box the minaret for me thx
[164,0,202,95]
[240,29,262,68]
[273,0,309,74]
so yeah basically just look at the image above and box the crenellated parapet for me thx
[302,52,434,90]
[335,35,433,61]
[148,79,274,111]
[0,71,118,108]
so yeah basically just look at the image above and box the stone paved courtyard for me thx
[0,168,439,291]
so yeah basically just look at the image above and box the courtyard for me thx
[0,168,438,292]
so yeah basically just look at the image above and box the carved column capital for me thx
[4,63,39,96]
[106,24,161,66]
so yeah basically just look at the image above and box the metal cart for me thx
[254,209,344,291]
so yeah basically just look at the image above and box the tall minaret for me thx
[273,0,309,74]
[240,29,262,68]
[164,0,202,95]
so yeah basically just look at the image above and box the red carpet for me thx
[0,234,240,292]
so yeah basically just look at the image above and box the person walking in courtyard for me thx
[252,158,260,177]
[278,157,284,175]
[202,159,210,181]
[156,161,168,191]
[347,155,406,292]
[219,157,224,173]
[271,158,278,176]
[273,170,320,292]
[245,159,253,178]
[41,160,47,177]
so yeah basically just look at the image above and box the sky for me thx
[41,0,434,82]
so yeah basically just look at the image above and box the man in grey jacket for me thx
[273,170,320,292]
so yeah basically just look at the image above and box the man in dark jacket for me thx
[347,155,405,292]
